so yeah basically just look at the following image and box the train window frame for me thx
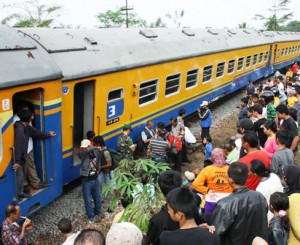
[202,65,213,83]
[285,48,288,55]
[252,54,258,65]
[165,73,181,97]
[237,57,244,71]
[138,79,158,106]
[289,47,292,54]
[186,69,198,89]
[108,88,124,102]
[265,51,269,61]
[259,52,264,63]
[281,49,284,56]
[216,62,225,78]
[227,59,235,74]
[246,55,251,68]
[277,50,280,58]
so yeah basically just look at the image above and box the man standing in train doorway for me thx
[118,124,136,161]
[197,101,212,140]
[14,109,56,200]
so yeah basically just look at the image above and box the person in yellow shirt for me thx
[286,67,293,78]
[192,148,233,213]
[287,90,298,108]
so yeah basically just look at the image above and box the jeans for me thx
[98,170,114,186]
[82,178,102,219]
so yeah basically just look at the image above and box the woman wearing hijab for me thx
[192,148,233,213]
[282,165,300,244]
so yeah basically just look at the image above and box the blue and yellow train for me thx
[1,25,300,223]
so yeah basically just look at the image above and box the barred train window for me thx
[203,65,213,83]
[253,54,258,65]
[237,57,244,71]
[228,60,235,74]
[216,62,225,78]
[289,47,292,54]
[277,50,280,58]
[108,88,123,102]
[139,79,157,105]
[165,74,180,96]
[281,49,284,56]
[285,48,288,55]
[259,53,264,63]
[246,56,251,68]
[265,51,269,61]
[186,69,198,88]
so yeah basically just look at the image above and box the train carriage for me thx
[1,24,300,224]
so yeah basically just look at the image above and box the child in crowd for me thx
[287,89,298,108]
[160,188,220,245]
[269,192,290,245]
[203,135,213,160]
[223,139,238,164]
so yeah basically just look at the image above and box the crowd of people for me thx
[2,65,300,245]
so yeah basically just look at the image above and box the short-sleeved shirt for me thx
[1,220,28,245]
[280,117,298,148]
[266,104,277,120]
[118,134,135,160]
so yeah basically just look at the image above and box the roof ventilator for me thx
[207,29,218,35]
[243,29,251,34]
[84,37,98,45]
[227,30,236,35]
[139,30,158,38]
[182,29,195,36]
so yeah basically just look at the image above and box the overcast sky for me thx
[2,0,300,29]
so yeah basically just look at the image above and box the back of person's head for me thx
[203,135,212,142]
[93,135,106,147]
[264,120,277,133]
[241,97,248,104]
[158,170,182,197]
[156,121,165,130]
[178,109,186,116]
[19,109,32,123]
[15,101,31,115]
[74,229,105,245]
[166,187,197,220]
[5,204,18,218]
[276,129,291,146]
[169,116,177,123]
[252,104,263,114]
[252,93,259,100]
[250,160,270,178]
[203,159,213,168]
[58,218,72,234]
[86,131,95,140]
[228,162,248,185]
[289,108,297,122]
[270,192,290,232]
[242,131,258,148]
[276,104,289,115]
[106,222,143,245]
[247,106,254,113]
[158,129,167,138]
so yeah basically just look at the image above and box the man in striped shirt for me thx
[147,129,171,163]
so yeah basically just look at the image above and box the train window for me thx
[252,54,258,65]
[246,56,251,68]
[203,65,213,83]
[281,49,284,56]
[108,89,123,102]
[259,53,264,63]
[289,47,292,54]
[237,57,244,71]
[165,74,181,96]
[216,62,225,78]
[265,51,269,61]
[285,48,288,55]
[0,119,2,163]
[186,69,198,88]
[139,79,157,105]
[292,47,295,53]
[228,60,235,74]
[277,50,280,58]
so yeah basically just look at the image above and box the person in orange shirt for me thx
[192,148,233,213]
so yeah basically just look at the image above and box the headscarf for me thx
[282,165,300,195]
[211,148,227,168]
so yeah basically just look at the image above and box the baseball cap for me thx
[80,139,91,148]
[184,171,195,181]
[200,101,209,107]
[123,123,132,130]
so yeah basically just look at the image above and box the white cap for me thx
[200,101,209,107]
[80,139,91,148]
[185,171,195,181]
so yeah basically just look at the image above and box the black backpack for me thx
[101,148,122,170]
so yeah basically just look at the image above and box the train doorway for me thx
[12,89,47,186]
[72,81,94,165]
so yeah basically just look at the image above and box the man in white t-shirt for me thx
[58,218,80,245]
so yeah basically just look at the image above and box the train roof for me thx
[0,25,62,89]
[2,26,300,84]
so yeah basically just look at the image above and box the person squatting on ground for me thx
[209,162,269,245]
[14,109,55,199]
[118,124,136,161]
[197,101,212,140]
[57,217,80,245]
[159,187,220,245]
[78,139,102,223]
[1,204,32,245]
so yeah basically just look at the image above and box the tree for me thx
[1,0,62,27]
[96,7,147,28]
[238,22,251,29]
[254,0,293,31]
[149,17,167,28]
[284,20,300,32]
[165,10,185,28]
